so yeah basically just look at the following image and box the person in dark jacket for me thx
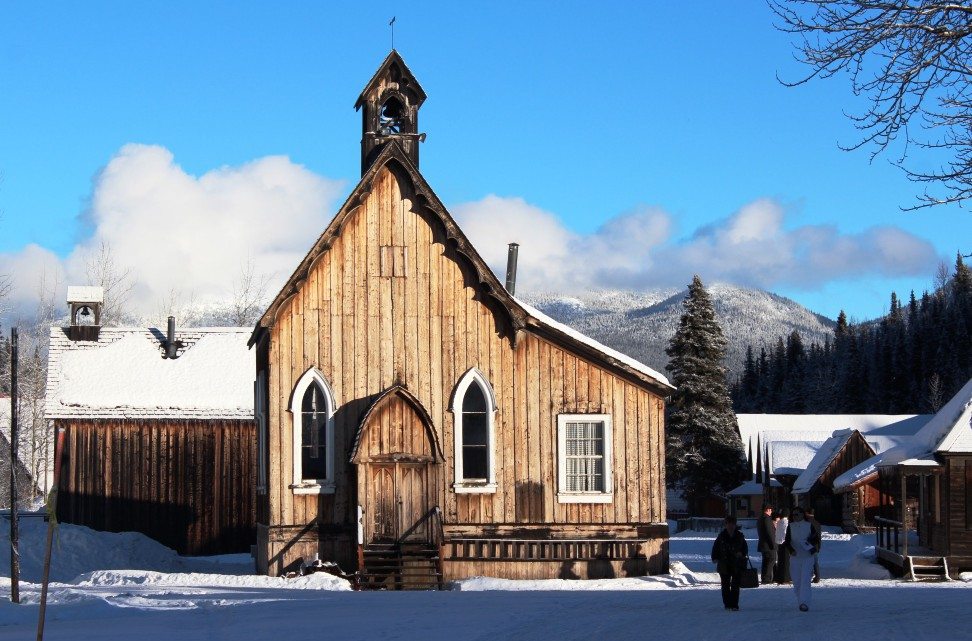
[756,504,776,584]
[711,516,749,611]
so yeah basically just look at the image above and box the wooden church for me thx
[250,51,674,584]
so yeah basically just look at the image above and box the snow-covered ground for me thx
[1,517,969,640]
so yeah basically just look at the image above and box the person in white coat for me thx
[783,507,821,612]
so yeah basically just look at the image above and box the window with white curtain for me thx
[557,414,613,503]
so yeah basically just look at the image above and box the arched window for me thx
[451,368,497,493]
[300,384,328,481]
[379,96,404,135]
[289,368,336,494]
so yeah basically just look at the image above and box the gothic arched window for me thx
[289,368,336,494]
[301,384,328,481]
[451,368,497,493]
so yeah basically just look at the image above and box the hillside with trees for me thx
[733,254,972,414]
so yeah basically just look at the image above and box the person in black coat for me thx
[756,504,776,584]
[711,516,748,611]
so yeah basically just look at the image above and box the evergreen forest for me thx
[732,255,972,415]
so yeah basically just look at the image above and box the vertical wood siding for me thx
[58,419,256,555]
[262,166,665,534]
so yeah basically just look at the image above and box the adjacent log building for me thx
[249,51,675,582]
[46,289,256,555]
[833,378,972,579]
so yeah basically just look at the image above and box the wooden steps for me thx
[358,543,444,590]
[906,556,951,581]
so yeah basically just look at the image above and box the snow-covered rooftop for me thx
[45,327,255,420]
[737,414,932,475]
[66,285,104,304]
[833,378,972,492]
[514,297,672,389]
[727,478,781,496]
[769,439,824,475]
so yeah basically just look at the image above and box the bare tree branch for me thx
[771,0,972,208]
[84,240,136,325]
[229,258,271,327]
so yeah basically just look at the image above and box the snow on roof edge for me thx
[514,297,672,389]
[833,378,972,492]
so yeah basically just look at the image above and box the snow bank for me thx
[73,569,350,592]
[0,514,254,583]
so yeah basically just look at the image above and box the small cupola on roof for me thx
[66,285,104,341]
[356,50,427,175]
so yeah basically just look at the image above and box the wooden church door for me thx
[367,463,429,542]
[354,387,439,544]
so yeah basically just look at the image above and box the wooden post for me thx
[9,327,19,604]
[900,473,908,558]
[36,427,64,641]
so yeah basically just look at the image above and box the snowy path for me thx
[2,580,970,641]
[1,520,970,640]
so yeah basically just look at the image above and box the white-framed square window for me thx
[557,414,613,504]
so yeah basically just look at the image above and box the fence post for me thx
[9,327,19,604]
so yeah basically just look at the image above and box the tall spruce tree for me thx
[665,275,747,514]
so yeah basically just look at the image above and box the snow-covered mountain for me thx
[521,285,835,380]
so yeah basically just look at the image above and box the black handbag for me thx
[740,557,759,588]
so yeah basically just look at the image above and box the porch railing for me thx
[875,516,902,555]
[397,506,444,546]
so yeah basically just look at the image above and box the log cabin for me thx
[833,378,972,579]
[736,413,929,523]
[45,287,256,555]
[249,51,675,585]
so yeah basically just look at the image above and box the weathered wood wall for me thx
[261,166,666,542]
[57,419,256,555]
[946,455,972,559]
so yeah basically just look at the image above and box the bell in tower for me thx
[355,50,427,175]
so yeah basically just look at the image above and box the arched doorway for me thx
[351,386,442,542]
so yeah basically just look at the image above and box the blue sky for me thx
[1,1,969,323]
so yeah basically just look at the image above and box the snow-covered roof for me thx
[66,285,104,304]
[833,378,972,492]
[769,439,824,475]
[514,297,672,389]
[791,432,853,495]
[727,478,781,496]
[737,414,932,476]
[45,327,255,420]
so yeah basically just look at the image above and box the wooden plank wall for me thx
[263,166,666,534]
[58,419,256,555]
[947,456,972,557]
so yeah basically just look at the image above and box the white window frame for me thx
[255,373,268,495]
[450,368,498,494]
[289,367,337,495]
[557,413,613,504]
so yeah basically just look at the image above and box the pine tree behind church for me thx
[665,275,747,514]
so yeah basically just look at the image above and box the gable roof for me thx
[354,49,427,111]
[46,327,255,420]
[833,378,972,492]
[791,431,864,495]
[737,414,932,476]
[251,141,673,395]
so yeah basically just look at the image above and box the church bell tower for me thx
[355,50,427,175]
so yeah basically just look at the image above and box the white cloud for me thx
[454,196,940,293]
[0,147,941,324]
[1,144,343,323]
